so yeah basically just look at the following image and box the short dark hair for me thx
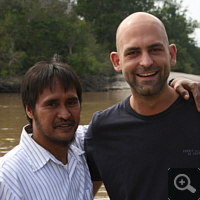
[21,61,82,126]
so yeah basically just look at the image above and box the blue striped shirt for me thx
[0,125,93,200]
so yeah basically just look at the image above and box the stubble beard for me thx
[34,115,76,148]
[125,67,169,96]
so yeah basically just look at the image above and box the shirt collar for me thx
[69,144,84,163]
[20,125,85,172]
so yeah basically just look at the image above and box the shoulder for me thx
[75,125,89,141]
[0,146,29,200]
[92,96,130,121]
[73,125,89,150]
[179,93,199,112]
[0,145,22,167]
[0,145,26,179]
[169,94,200,119]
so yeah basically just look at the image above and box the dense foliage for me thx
[0,0,111,77]
[76,0,155,51]
[153,0,200,74]
[0,0,199,78]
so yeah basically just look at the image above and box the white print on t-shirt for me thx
[183,149,200,156]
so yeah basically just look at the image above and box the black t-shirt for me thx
[85,94,200,200]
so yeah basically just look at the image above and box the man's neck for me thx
[26,125,69,165]
[130,86,179,116]
[48,145,69,165]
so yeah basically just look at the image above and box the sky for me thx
[177,0,200,46]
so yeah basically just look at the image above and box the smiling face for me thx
[26,79,81,149]
[111,12,176,97]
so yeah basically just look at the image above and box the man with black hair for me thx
[0,61,93,200]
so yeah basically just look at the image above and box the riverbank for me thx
[0,72,200,93]
[0,74,113,93]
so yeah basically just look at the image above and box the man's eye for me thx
[127,51,138,56]
[47,102,57,107]
[151,48,162,52]
[66,100,79,107]
[68,101,75,105]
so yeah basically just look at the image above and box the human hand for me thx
[170,77,200,112]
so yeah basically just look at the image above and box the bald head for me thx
[116,12,169,52]
[110,11,177,100]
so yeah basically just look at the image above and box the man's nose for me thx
[57,106,71,120]
[139,52,153,67]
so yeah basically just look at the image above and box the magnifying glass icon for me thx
[174,174,196,193]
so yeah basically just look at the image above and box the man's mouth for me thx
[137,71,158,77]
[53,120,75,129]
[59,124,70,127]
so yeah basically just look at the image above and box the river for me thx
[0,90,132,199]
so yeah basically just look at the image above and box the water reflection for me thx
[0,90,131,199]
[0,93,25,155]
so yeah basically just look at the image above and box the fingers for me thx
[174,83,190,100]
[170,78,190,99]
[191,82,200,112]
[182,81,200,112]
[170,78,200,112]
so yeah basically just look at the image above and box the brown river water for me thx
[0,90,131,199]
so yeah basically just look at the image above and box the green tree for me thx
[1,0,199,78]
[0,3,28,76]
[57,12,111,77]
[76,0,155,51]
[153,0,200,74]
[76,0,200,74]
[0,0,107,77]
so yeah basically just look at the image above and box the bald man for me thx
[84,12,200,199]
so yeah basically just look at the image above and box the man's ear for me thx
[25,105,34,119]
[169,44,177,66]
[110,52,122,72]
